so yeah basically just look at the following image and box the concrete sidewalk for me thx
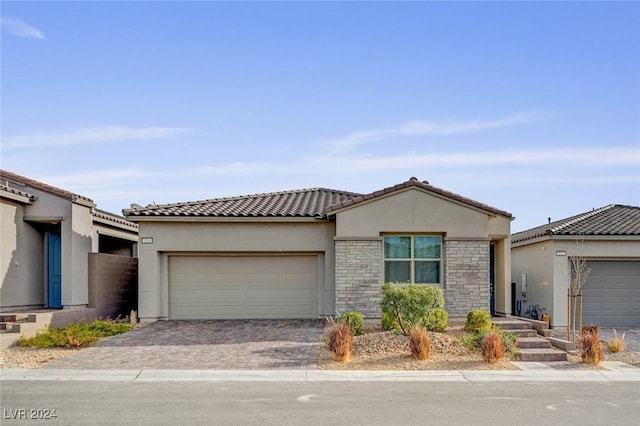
[2,367,639,382]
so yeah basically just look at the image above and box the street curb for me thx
[2,368,640,382]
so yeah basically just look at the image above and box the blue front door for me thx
[47,231,62,308]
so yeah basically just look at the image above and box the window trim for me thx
[383,234,442,285]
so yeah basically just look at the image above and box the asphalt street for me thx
[1,380,639,425]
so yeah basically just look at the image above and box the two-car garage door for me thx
[169,255,318,320]
[583,261,640,327]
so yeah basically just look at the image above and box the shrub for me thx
[578,325,602,365]
[381,312,398,331]
[460,325,517,357]
[607,329,625,353]
[325,319,353,362]
[339,311,364,336]
[422,308,448,332]
[465,310,492,333]
[380,282,445,336]
[20,318,134,349]
[409,325,431,360]
[492,327,518,355]
[481,330,505,363]
[581,325,599,337]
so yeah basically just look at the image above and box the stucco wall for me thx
[1,183,125,310]
[335,189,490,238]
[1,200,45,309]
[512,237,640,327]
[511,240,554,322]
[136,220,336,321]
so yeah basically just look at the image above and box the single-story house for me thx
[1,170,139,316]
[511,204,640,328]
[123,178,513,322]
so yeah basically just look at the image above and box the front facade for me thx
[511,205,640,328]
[1,170,139,313]
[124,178,513,322]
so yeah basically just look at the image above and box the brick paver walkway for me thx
[46,320,324,370]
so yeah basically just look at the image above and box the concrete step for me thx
[0,315,18,322]
[492,320,532,330]
[509,329,539,338]
[517,337,552,349]
[0,323,21,333]
[517,348,568,362]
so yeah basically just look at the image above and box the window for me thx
[384,235,441,284]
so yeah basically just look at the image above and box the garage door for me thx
[169,255,317,320]
[582,261,640,327]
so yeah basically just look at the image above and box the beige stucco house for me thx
[123,178,513,322]
[1,170,138,316]
[511,205,640,328]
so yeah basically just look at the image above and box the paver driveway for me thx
[46,320,325,370]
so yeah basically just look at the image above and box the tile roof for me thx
[93,208,138,230]
[511,204,640,244]
[123,177,513,220]
[0,169,94,204]
[0,184,36,201]
[325,177,513,218]
[123,188,362,218]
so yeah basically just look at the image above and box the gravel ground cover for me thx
[317,323,640,370]
[317,324,518,370]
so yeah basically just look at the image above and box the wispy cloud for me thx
[325,111,545,154]
[2,126,194,150]
[37,146,638,188]
[1,17,45,39]
[307,146,639,171]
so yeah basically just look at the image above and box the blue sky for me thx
[2,1,639,232]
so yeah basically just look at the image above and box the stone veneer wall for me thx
[335,239,382,318]
[444,239,490,316]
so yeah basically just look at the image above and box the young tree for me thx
[567,237,591,342]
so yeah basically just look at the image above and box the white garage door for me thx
[169,255,317,320]
[582,261,640,327]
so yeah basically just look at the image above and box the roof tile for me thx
[511,204,640,243]
[123,188,361,218]
[0,169,93,204]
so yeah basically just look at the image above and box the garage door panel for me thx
[169,255,318,320]
[582,261,640,327]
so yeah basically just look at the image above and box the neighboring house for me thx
[123,177,513,322]
[1,170,139,317]
[511,205,640,328]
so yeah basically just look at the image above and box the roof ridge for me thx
[548,204,616,235]
[326,178,512,218]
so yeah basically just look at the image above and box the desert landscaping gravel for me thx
[317,324,518,370]
[0,347,75,369]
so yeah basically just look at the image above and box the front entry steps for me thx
[0,314,39,349]
[493,318,567,362]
